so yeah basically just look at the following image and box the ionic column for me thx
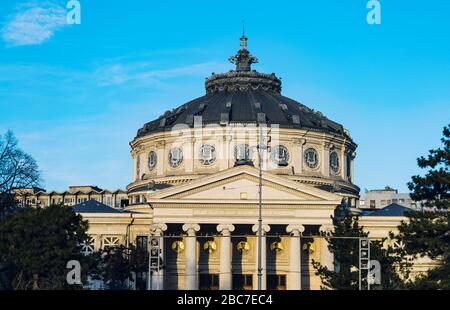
[286,224,305,290]
[182,223,200,290]
[319,225,334,271]
[252,224,270,290]
[217,224,235,290]
[150,223,167,290]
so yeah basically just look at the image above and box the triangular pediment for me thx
[147,166,341,203]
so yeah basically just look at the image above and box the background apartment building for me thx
[358,186,419,210]
[14,186,128,209]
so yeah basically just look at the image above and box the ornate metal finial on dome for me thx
[204,28,281,94]
[228,26,258,72]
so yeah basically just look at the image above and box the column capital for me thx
[286,224,305,236]
[155,140,165,148]
[344,149,357,158]
[292,138,307,145]
[252,224,270,234]
[220,134,233,142]
[182,223,200,236]
[324,142,335,150]
[150,223,168,235]
[217,224,235,235]
[184,137,196,144]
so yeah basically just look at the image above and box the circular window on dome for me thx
[304,148,319,169]
[329,151,340,174]
[234,144,253,164]
[198,144,216,166]
[168,147,183,168]
[270,145,290,166]
[148,151,157,171]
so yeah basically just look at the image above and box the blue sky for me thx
[0,0,449,192]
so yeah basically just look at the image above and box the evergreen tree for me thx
[313,211,409,290]
[394,124,450,289]
[100,245,133,290]
[0,204,93,289]
[99,244,149,290]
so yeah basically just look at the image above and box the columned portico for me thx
[286,224,305,290]
[182,223,200,290]
[319,225,334,271]
[217,224,235,290]
[252,224,270,290]
[150,223,167,290]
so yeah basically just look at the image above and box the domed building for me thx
[128,35,358,204]
[79,36,370,290]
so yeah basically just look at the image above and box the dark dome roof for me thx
[135,36,346,139]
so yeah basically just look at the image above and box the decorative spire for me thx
[240,20,247,50]
[240,35,248,50]
[228,27,258,72]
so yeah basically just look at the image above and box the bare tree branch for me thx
[0,131,41,216]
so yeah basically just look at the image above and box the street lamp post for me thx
[256,125,266,290]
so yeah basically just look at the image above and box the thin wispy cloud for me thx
[0,48,230,190]
[0,50,229,88]
[1,2,67,47]
[94,61,229,87]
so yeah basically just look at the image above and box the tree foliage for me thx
[0,130,41,217]
[97,244,149,290]
[0,205,92,289]
[408,125,449,210]
[313,211,410,290]
[395,124,450,289]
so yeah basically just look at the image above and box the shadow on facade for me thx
[301,237,313,290]
[232,224,253,290]
[267,224,286,290]
[301,225,322,290]
[165,224,183,290]
[198,224,217,290]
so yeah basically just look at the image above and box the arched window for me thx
[329,151,340,174]
[168,147,183,168]
[234,144,253,164]
[304,148,319,169]
[271,145,290,166]
[148,151,157,170]
[198,144,216,165]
